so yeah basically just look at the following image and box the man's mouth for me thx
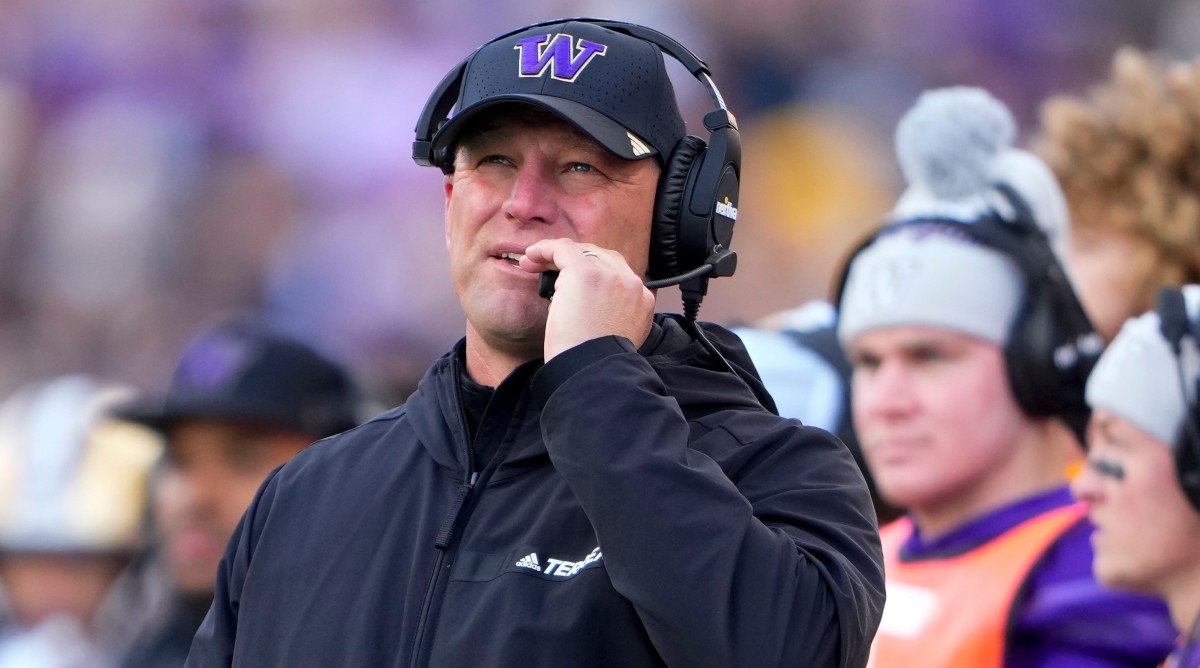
[497,252,522,266]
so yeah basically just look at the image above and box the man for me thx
[186,19,885,668]
[116,318,361,668]
[838,86,1176,666]
[1073,285,1200,667]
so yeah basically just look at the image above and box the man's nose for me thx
[860,361,917,419]
[504,163,558,225]
[1070,459,1104,504]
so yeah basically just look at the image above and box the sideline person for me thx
[0,375,164,668]
[118,318,362,668]
[838,86,1176,667]
[186,18,885,668]
[1073,285,1200,668]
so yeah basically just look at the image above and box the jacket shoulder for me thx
[278,404,412,481]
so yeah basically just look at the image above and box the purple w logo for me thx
[514,34,607,82]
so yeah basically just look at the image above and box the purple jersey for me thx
[899,487,1177,668]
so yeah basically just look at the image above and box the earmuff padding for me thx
[964,187,1099,430]
[1176,431,1200,513]
[1001,253,1093,419]
[1156,286,1200,512]
[650,134,707,281]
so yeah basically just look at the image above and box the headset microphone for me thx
[537,244,737,300]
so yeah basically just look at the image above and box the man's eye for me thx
[914,350,943,363]
[481,155,511,166]
[566,162,596,173]
[849,353,879,372]
[911,346,952,364]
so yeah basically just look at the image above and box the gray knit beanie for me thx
[838,87,1072,346]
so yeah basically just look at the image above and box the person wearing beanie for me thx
[838,86,1176,667]
[1073,285,1200,668]
[115,318,363,668]
[1035,49,1200,344]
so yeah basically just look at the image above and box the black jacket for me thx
[186,317,885,667]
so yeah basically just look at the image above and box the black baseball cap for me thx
[118,320,361,440]
[429,20,687,166]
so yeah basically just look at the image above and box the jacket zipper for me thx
[436,364,477,548]
[407,357,478,667]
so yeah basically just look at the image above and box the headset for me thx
[1153,286,1200,512]
[412,17,741,293]
[832,184,1104,442]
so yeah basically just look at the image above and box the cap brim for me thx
[114,398,304,437]
[113,399,174,434]
[432,95,658,164]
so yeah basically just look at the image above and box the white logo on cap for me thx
[627,132,652,157]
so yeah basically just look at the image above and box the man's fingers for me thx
[518,238,563,273]
[520,238,606,273]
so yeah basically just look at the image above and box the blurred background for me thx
[0,0,1196,404]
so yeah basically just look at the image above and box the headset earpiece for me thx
[1154,286,1200,512]
[954,186,1099,437]
[1176,436,1200,513]
[651,135,707,280]
[1002,246,1094,418]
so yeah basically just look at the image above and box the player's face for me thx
[156,420,309,596]
[1072,410,1200,596]
[0,554,125,626]
[444,108,659,359]
[849,327,1034,520]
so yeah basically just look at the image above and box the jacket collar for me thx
[404,318,772,478]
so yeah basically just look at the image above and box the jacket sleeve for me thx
[184,467,283,667]
[531,335,886,668]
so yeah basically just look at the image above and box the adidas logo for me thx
[514,552,542,572]
[512,546,604,578]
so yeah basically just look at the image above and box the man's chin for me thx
[471,309,548,347]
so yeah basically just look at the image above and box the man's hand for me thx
[521,239,655,362]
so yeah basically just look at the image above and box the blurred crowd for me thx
[4,0,1200,666]
[0,0,1194,401]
